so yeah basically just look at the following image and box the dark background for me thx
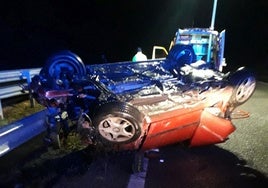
[0,0,267,78]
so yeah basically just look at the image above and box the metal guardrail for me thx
[0,110,46,157]
[0,68,41,119]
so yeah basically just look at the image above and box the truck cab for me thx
[172,28,226,71]
[152,28,226,72]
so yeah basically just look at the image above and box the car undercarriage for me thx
[29,49,256,150]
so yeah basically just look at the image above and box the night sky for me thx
[0,0,267,74]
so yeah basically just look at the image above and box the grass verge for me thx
[0,100,45,126]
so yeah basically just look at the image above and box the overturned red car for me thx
[30,44,256,152]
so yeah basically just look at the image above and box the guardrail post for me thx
[21,70,35,108]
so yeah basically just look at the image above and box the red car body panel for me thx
[141,109,201,150]
[190,110,236,146]
[120,86,236,151]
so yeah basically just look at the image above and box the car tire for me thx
[229,67,256,106]
[40,50,86,89]
[166,44,197,71]
[93,102,143,144]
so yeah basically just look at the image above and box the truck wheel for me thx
[166,45,197,70]
[229,68,256,105]
[93,102,143,144]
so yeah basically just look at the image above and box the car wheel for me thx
[40,51,86,89]
[93,102,143,144]
[166,44,197,71]
[229,68,256,105]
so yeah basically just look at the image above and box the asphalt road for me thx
[0,82,267,188]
